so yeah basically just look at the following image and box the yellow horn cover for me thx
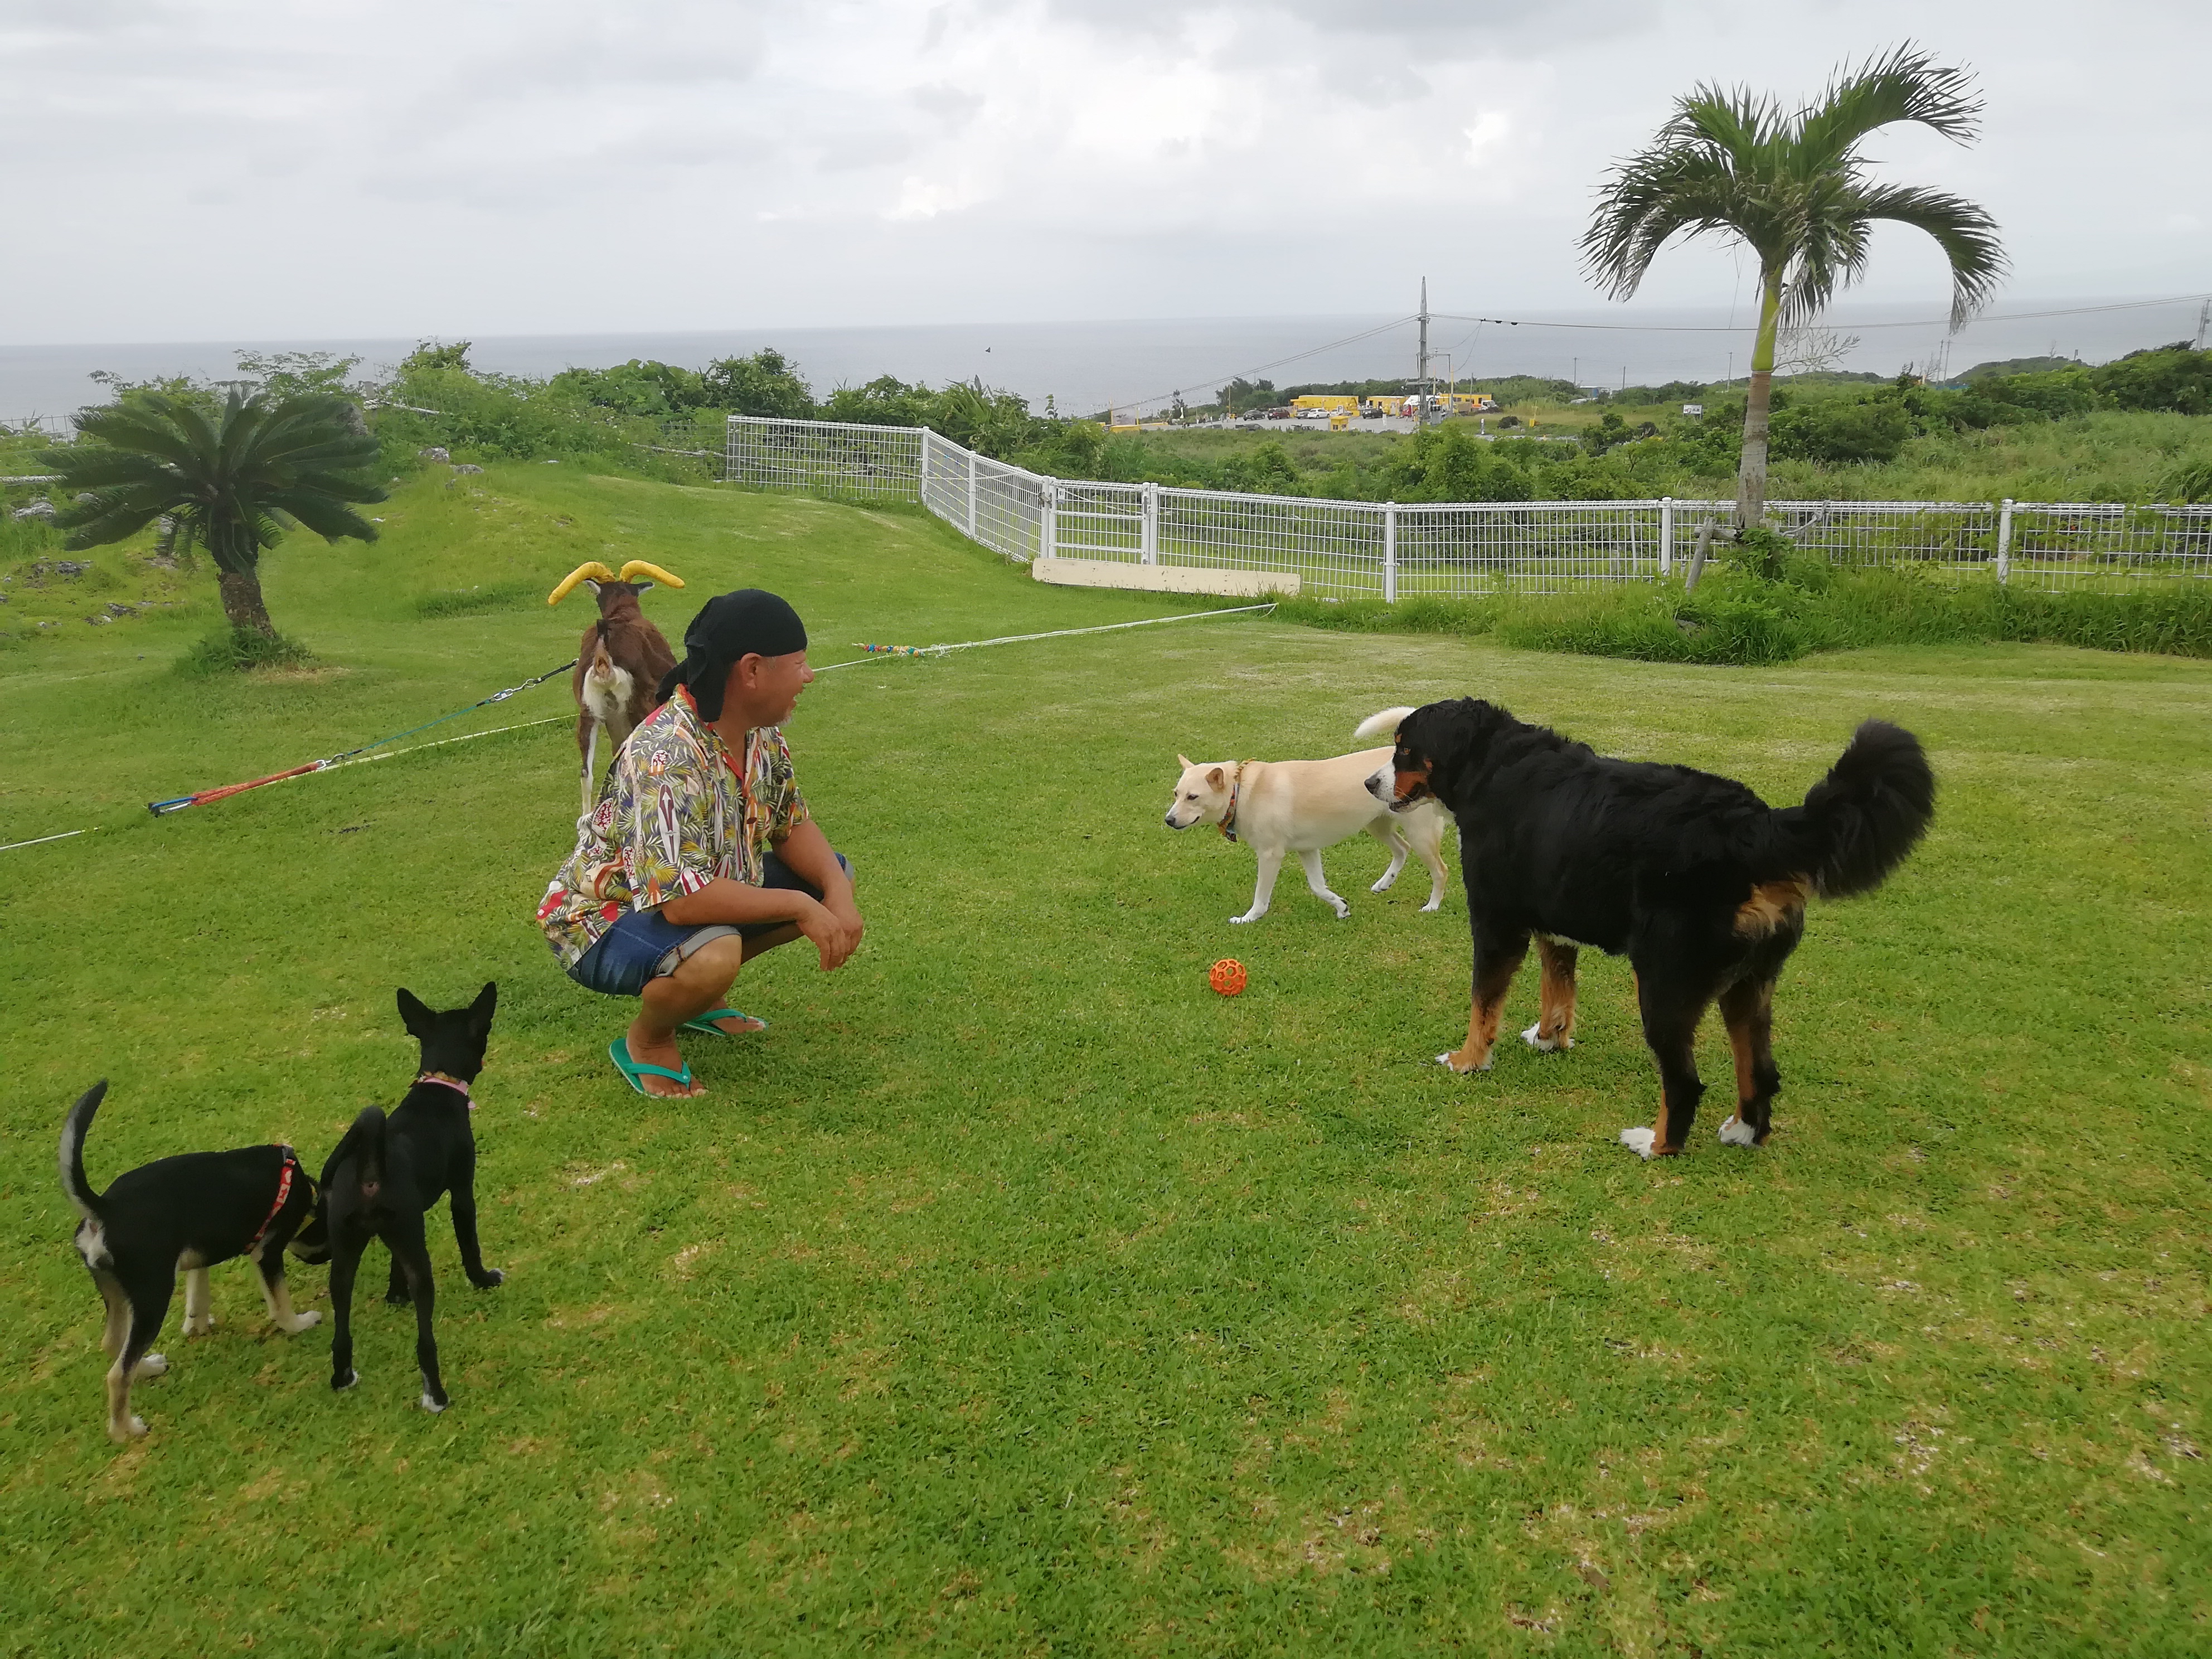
[547,561,617,605]
[618,560,684,589]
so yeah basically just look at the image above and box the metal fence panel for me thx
[725,415,921,500]
[1155,488,1385,599]
[1396,501,1665,595]
[1051,481,1146,560]
[2008,503,2212,589]
[971,455,1050,563]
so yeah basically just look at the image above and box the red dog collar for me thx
[249,1147,304,1249]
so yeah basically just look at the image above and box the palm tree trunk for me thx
[208,516,277,636]
[218,569,277,636]
[1734,268,1784,528]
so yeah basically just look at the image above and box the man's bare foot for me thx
[623,1023,707,1097]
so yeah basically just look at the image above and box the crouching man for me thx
[536,588,863,1097]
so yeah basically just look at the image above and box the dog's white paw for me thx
[110,1415,149,1443]
[1229,914,1258,925]
[1330,904,1350,920]
[1619,1127,1658,1160]
[1520,1022,1573,1053]
[182,1315,214,1337]
[333,1367,360,1391]
[1435,1051,1493,1074]
[134,1352,169,1378]
[285,1312,323,1332]
[1718,1117,1758,1148]
[1419,898,1442,913]
[420,1392,448,1414]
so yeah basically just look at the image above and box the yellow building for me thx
[1289,394,1361,413]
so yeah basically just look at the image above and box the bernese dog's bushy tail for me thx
[1792,719,1936,898]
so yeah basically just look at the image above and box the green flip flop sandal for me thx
[609,1037,696,1097]
[680,1007,768,1037]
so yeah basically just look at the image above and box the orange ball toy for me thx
[1209,958,1248,996]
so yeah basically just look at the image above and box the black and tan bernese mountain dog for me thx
[1367,702,1935,1158]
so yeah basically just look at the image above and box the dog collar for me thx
[249,1147,304,1249]
[415,1072,474,1110]
[1218,760,1253,843]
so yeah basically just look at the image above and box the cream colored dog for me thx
[1165,707,1451,924]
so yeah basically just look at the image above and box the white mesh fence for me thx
[2007,503,2212,587]
[725,415,921,500]
[726,416,2212,595]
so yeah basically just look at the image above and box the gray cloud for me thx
[0,0,2203,355]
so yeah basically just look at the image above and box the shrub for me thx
[179,625,313,674]
[1382,425,1532,502]
[1280,565,2212,666]
[1769,394,1914,464]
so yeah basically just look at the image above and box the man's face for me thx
[725,649,813,729]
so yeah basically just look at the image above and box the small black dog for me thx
[296,983,503,1413]
[59,1081,323,1442]
[1373,703,1934,1157]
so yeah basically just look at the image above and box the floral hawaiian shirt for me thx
[536,685,808,968]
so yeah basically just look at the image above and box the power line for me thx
[1110,316,1415,417]
[1431,293,2212,335]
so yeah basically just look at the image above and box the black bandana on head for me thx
[657,589,808,721]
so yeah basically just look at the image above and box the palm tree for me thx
[38,389,386,638]
[1583,45,2005,530]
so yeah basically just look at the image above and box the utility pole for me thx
[2195,298,2210,352]
[1417,277,1430,423]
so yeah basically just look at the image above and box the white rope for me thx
[0,827,88,853]
[2,604,1275,852]
[815,601,1276,671]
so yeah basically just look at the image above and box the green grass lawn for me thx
[4,465,2210,1656]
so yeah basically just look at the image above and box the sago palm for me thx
[39,390,386,638]
[1583,44,2006,528]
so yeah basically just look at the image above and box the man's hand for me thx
[798,897,864,972]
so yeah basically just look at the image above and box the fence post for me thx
[918,425,933,503]
[1141,482,1159,565]
[1383,502,1398,603]
[966,450,978,540]
[1995,498,2014,586]
[1040,481,1057,563]
[1658,497,1673,578]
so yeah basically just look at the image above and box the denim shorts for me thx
[567,851,851,998]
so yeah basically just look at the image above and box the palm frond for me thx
[29,447,181,490]
[1854,182,2007,327]
[1658,83,1785,162]
[69,403,201,471]
[262,488,380,542]
[1794,44,1983,170]
[282,467,390,504]
[1583,146,1757,298]
[60,502,170,550]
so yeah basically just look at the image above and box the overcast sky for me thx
[3,0,2206,346]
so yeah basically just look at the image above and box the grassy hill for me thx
[3,467,2209,1654]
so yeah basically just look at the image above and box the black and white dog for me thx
[59,1082,323,1443]
[296,984,503,1413]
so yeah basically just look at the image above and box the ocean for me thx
[4,296,2204,425]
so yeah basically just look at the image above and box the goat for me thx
[547,560,686,816]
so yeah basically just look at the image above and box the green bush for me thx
[1769,394,1915,464]
[1279,566,2212,666]
[178,625,313,674]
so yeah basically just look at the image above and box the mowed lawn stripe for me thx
[2,466,2207,1655]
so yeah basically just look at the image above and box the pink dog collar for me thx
[415,1073,474,1110]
